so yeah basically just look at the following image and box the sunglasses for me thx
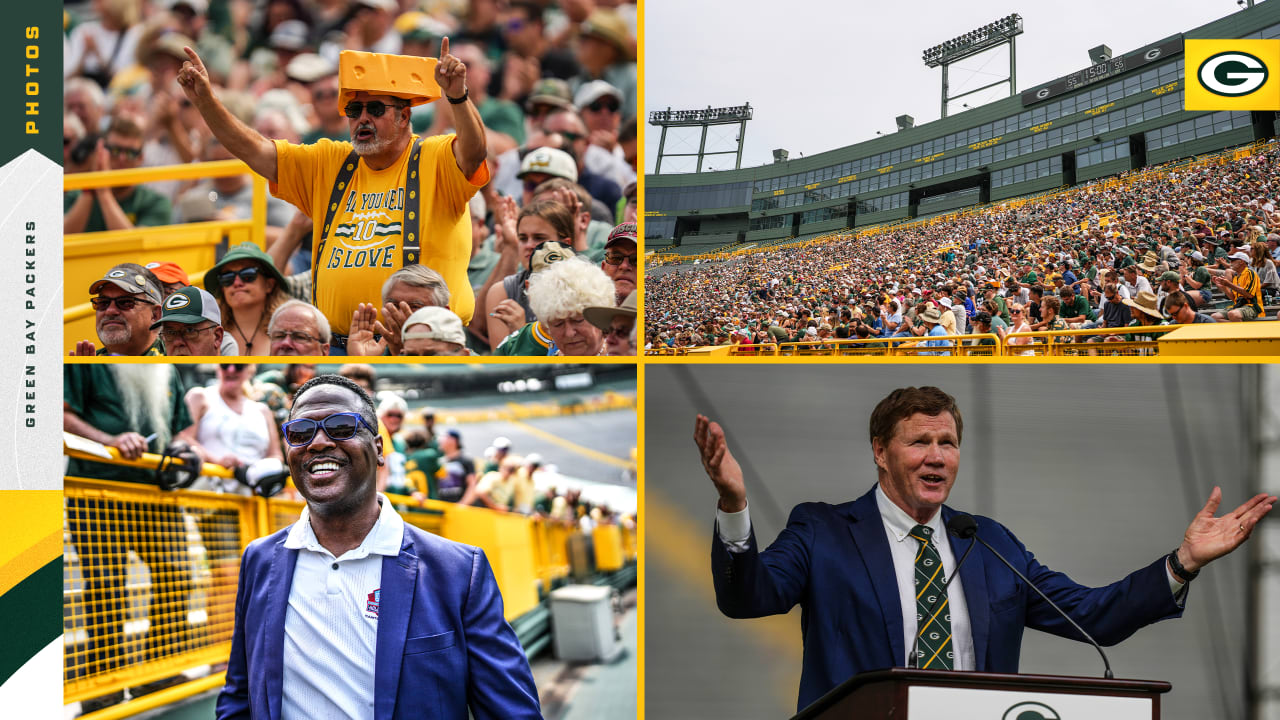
[281,412,377,447]
[604,324,631,339]
[343,100,405,119]
[218,267,262,286]
[586,99,620,113]
[603,250,637,267]
[104,143,142,159]
[220,363,247,371]
[91,296,152,312]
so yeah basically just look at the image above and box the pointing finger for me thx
[439,36,449,60]
[183,46,205,72]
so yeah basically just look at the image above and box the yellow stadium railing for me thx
[64,443,634,715]
[63,160,269,353]
[1003,324,1185,357]
[658,325,1223,358]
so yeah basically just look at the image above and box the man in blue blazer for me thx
[217,374,541,720]
[696,386,1275,713]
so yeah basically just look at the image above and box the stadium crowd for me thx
[65,0,637,356]
[646,143,1280,352]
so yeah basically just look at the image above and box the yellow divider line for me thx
[506,419,632,470]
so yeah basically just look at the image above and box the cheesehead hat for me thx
[338,50,441,115]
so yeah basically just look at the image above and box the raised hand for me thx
[376,300,413,356]
[346,303,385,356]
[176,46,213,104]
[694,414,746,512]
[70,340,97,356]
[1177,486,1276,573]
[435,37,468,101]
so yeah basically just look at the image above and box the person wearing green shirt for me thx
[404,444,443,500]
[64,115,172,233]
[1058,285,1098,325]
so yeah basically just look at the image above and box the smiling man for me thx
[217,375,540,719]
[695,386,1276,713]
[178,38,487,354]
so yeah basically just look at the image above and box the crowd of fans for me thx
[66,0,637,356]
[66,361,633,520]
[647,143,1280,352]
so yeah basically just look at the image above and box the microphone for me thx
[907,514,978,669]
[953,512,1116,679]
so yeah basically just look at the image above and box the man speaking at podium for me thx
[695,386,1276,712]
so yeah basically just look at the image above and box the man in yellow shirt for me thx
[1212,251,1264,322]
[177,40,487,354]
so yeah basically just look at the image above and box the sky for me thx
[643,0,1254,174]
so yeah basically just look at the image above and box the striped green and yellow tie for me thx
[910,524,953,670]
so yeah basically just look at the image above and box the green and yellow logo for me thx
[1185,39,1280,110]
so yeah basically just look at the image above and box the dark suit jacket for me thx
[217,522,542,720]
[711,485,1185,711]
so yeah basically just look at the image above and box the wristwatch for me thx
[1168,547,1199,582]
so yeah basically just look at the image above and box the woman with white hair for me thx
[525,258,616,356]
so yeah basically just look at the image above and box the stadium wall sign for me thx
[1185,38,1280,110]
[1020,37,1183,106]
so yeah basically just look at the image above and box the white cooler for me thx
[548,584,619,662]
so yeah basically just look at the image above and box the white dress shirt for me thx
[281,494,405,720]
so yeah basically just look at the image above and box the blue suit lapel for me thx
[374,535,419,719]
[942,507,990,671]
[265,540,298,720]
[845,488,904,666]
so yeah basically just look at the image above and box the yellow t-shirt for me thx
[271,135,488,333]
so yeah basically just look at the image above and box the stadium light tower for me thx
[648,103,753,174]
[922,13,1024,118]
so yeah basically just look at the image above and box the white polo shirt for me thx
[281,494,405,720]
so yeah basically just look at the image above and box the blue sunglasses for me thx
[282,412,377,447]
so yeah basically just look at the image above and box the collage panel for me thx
[63,0,638,359]
[644,363,1278,720]
[62,361,637,718]
[643,2,1280,358]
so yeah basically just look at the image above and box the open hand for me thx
[1177,486,1276,573]
[694,414,746,512]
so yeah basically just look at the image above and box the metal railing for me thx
[63,160,270,352]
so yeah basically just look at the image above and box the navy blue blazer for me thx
[217,522,542,720]
[711,485,1185,712]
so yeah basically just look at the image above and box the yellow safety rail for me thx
[64,450,635,712]
[64,160,269,353]
[1002,324,1185,357]
[653,326,1218,358]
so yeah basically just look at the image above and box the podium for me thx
[791,668,1171,720]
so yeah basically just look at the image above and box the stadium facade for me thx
[645,4,1280,253]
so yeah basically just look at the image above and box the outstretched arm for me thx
[177,46,279,184]
[436,38,486,179]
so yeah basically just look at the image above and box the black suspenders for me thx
[311,137,425,305]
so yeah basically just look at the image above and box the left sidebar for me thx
[0,0,66,715]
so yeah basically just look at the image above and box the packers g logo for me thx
[1198,51,1268,96]
[165,294,191,310]
[1001,701,1061,720]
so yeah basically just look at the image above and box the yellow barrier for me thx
[1003,325,1184,357]
[64,473,622,710]
[593,525,625,572]
[723,335,1001,357]
[64,160,269,354]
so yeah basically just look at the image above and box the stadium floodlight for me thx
[921,13,1024,118]
[649,103,755,174]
